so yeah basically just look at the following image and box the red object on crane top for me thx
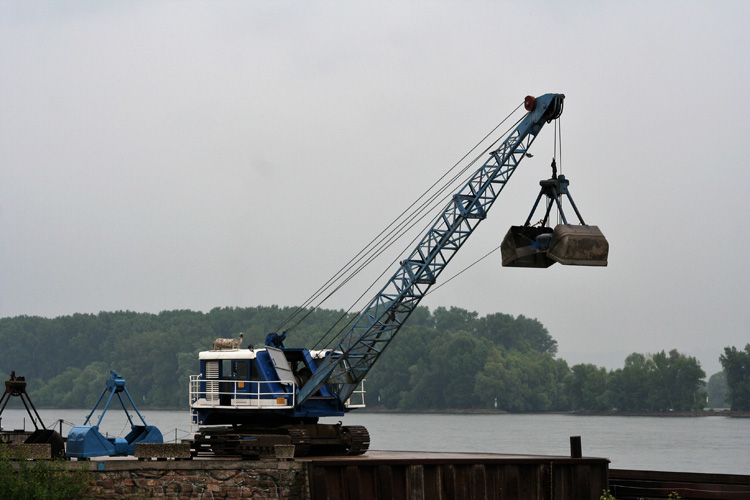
[524,95,536,111]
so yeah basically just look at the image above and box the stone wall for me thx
[74,460,310,500]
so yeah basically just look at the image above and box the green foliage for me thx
[0,306,710,413]
[648,350,706,411]
[604,353,651,411]
[397,331,492,409]
[565,363,609,411]
[475,349,568,412]
[365,307,564,411]
[599,490,681,500]
[478,312,558,355]
[599,490,616,500]
[707,371,728,408]
[604,350,706,411]
[720,344,750,411]
[0,448,91,500]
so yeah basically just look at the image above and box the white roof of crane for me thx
[198,348,333,361]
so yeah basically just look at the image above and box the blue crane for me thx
[296,93,566,405]
[188,92,606,458]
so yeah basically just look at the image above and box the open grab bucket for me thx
[502,168,608,268]
[547,224,608,266]
[501,225,556,268]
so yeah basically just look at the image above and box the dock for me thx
[64,449,609,499]
[302,450,608,499]
[5,444,750,499]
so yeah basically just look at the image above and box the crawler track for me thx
[189,423,369,459]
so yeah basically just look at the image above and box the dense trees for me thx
[0,306,721,412]
[601,350,707,411]
[707,371,728,408]
[0,306,310,408]
[719,344,750,411]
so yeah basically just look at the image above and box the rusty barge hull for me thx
[303,450,609,500]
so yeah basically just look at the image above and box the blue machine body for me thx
[66,371,163,458]
[190,339,356,426]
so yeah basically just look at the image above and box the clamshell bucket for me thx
[25,429,65,458]
[501,225,556,268]
[547,224,608,266]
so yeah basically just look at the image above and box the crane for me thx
[188,93,606,458]
[296,93,566,405]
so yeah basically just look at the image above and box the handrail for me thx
[189,375,366,409]
[189,375,296,409]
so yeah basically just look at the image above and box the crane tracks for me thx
[188,423,369,459]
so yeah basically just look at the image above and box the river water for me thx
[2,409,748,475]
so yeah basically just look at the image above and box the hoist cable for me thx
[274,124,499,334]
[553,119,559,225]
[432,117,563,302]
[277,138,485,336]
[280,104,522,335]
[553,116,563,225]
[277,102,526,342]
[558,115,562,174]
[314,110,525,347]
[313,110,529,348]
[424,243,503,297]
[310,146,490,348]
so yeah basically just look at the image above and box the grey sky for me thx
[2,1,748,376]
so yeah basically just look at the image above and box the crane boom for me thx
[296,93,565,406]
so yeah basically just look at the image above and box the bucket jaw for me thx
[547,224,608,266]
[66,424,164,458]
[501,225,556,268]
[65,370,163,458]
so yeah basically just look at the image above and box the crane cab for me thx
[190,345,365,427]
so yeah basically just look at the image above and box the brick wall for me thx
[74,460,310,500]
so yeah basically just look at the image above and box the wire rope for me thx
[423,243,503,297]
[423,114,564,302]
[274,102,529,351]
[312,111,530,349]
[310,144,492,349]
[275,103,524,336]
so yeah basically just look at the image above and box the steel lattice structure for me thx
[297,93,565,405]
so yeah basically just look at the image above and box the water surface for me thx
[2,409,747,474]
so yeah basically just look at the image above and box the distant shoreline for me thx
[5,406,749,418]
[356,408,750,418]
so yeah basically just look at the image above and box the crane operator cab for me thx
[501,162,608,268]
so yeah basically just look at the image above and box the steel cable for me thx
[311,109,529,349]
[276,102,527,344]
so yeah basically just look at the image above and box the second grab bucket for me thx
[547,224,608,266]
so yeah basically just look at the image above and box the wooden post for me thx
[570,436,582,458]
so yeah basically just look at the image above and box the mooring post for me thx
[570,436,582,458]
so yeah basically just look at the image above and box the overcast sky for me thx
[2,1,748,375]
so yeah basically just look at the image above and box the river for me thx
[2,408,747,475]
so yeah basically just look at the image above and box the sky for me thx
[1,1,748,376]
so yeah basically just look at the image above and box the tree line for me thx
[0,306,747,411]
